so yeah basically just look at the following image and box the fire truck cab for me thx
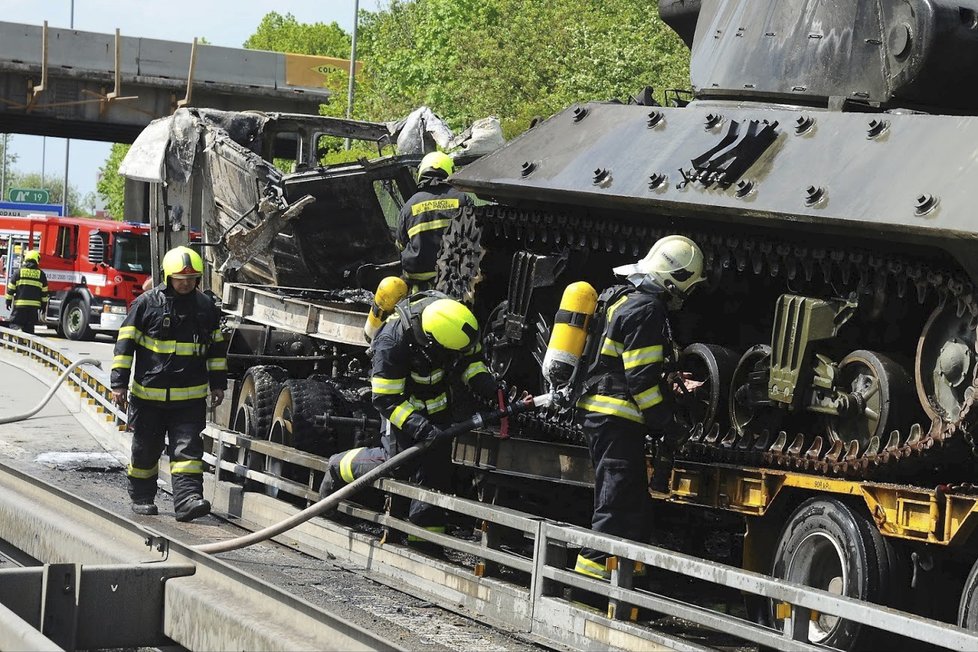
[0,215,151,340]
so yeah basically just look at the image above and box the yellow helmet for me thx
[614,235,705,300]
[418,151,454,181]
[162,246,204,283]
[421,298,478,350]
[23,250,40,263]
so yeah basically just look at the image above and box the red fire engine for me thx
[0,215,151,340]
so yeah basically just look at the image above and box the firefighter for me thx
[574,235,705,580]
[5,250,49,335]
[396,152,472,292]
[321,292,498,539]
[110,246,227,522]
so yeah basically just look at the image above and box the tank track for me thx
[470,205,978,480]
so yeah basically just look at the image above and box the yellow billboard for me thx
[285,53,364,90]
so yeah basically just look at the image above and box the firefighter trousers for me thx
[127,398,206,512]
[323,416,451,529]
[575,412,652,579]
[10,308,39,334]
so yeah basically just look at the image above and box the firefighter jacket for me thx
[577,281,675,429]
[395,181,472,283]
[5,261,49,309]
[111,285,227,406]
[370,295,496,442]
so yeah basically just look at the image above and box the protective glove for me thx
[414,422,444,445]
[4,300,10,311]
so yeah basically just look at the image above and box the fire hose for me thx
[194,392,552,554]
[0,357,103,424]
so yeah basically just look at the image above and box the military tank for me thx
[446,0,978,482]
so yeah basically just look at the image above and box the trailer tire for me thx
[61,298,95,341]
[958,557,978,629]
[270,379,332,456]
[235,365,288,439]
[769,497,894,650]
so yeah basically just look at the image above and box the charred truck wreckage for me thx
[121,1,978,647]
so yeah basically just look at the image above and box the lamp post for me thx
[344,0,360,150]
[62,0,74,214]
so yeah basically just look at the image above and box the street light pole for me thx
[344,0,360,151]
[62,0,74,214]
[1,133,7,200]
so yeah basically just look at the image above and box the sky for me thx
[1,0,381,206]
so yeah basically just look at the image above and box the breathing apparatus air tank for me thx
[542,281,598,390]
[364,276,408,342]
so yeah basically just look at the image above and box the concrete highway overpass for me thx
[0,20,352,143]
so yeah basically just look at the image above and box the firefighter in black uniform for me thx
[321,292,498,538]
[396,152,472,292]
[110,246,227,522]
[574,235,706,580]
[5,250,49,334]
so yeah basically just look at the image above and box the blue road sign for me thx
[0,201,64,217]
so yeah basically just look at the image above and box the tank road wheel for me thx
[675,343,740,434]
[233,365,288,439]
[61,298,95,341]
[823,351,913,450]
[729,345,783,437]
[770,498,895,650]
[916,305,977,426]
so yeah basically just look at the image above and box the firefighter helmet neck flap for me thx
[613,235,705,309]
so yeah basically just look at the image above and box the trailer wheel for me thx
[269,379,331,456]
[61,298,94,341]
[769,497,893,650]
[958,557,978,629]
[234,365,288,439]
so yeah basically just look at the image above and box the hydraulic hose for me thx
[194,392,552,555]
[0,357,102,424]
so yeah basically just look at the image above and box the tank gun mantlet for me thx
[666,0,978,113]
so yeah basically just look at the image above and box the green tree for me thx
[96,143,130,220]
[7,171,84,215]
[354,0,690,137]
[0,134,17,198]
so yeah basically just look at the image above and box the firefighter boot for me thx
[131,502,158,516]
[174,495,211,522]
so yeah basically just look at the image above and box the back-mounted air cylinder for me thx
[542,281,598,389]
[364,276,408,342]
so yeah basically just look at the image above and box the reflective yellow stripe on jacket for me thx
[112,355,133,370]
[390,400,417,428]
[622,344,663,370]
[406,218,452,238]
[130,381,208,402]
[115,326,207,356]
[577,394,644,424]
[372,376,406,395]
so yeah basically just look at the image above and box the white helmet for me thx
[614,235,705,301]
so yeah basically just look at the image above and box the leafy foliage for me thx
[96,144,130,220]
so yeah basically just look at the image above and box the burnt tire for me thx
[769,497,895,650]
[234,365,288,439]
[270,379,332,456]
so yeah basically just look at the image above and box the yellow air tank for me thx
[542,281,598,389]
[364,276,408,342]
